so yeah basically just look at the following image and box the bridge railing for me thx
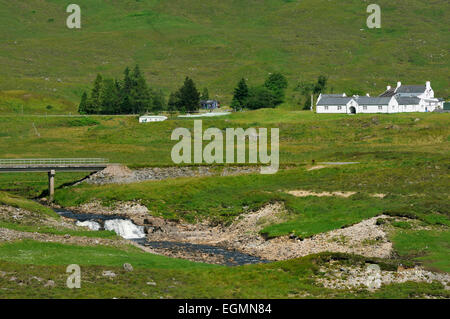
[0,158,109,165]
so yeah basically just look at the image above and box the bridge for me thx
[0,158,109,200]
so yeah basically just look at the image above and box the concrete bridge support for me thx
[48,170,55,201]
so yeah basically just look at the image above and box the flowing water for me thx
[54,208,268,266]
[103,219,146,239]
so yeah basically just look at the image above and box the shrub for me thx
[67,117,100,127]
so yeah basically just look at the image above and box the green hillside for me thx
[0,0,449,113]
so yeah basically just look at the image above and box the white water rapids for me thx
[76,220,101,231]
[104,219,146,239]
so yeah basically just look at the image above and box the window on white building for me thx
[337,106,342,110]
[324,106,328,110]
[363,106,367,110]
[378,106,382,110]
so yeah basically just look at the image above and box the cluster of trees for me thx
[231,73,288,111]
[79,68,210,114]
[78,65,165,115]
[79,66,328,114]
[294,75,328,110]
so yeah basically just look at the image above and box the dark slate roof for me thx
[316,96,352,106]
[396,96,421,105]
[379,87,396,97]
[354,96,392,105]
[320,94,347,98]
[396,85,426,94]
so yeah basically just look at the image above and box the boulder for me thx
[102,270,116,278]
[123,263,133,272]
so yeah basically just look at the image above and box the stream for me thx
[54,208,268,266]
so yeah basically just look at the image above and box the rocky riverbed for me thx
[69,201,394,261]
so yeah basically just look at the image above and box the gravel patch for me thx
[80,165,262,185]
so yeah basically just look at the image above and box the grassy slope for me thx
[0,191,58,218]
[0,91,75,115]
[1,246,447,299]
[0,110,448,168]
[392,230,450,272]
[0,240,212,269]
[0,0,449,113]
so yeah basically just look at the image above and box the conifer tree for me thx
[100,78,120,114]
[313,75,327,95]
[152,89,166,111]
[168,91,180,112]
[264,73,288,106]
[178,77,200,112]
[121,67,133,114]
[89,74,103,114]
[78,91,88,114]
[130,65,151,114]
[231,78,249,111]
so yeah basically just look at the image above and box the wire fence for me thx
[0,158,109,165]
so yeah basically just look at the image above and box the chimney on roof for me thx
[387,85,391,91]
[397,81,402,88]
[366,93,370,97]
[426,81,431,89]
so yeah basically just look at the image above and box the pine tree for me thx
[168,91,180,112]
[100,79,120,114]
[121,67,133,114]
[264,73,288,106]
[178,77,200,112]
[78,91,88,114]
[152,89,166,111]
[231,78,249,111]
[113,79,122,114]
[313,75,327,95]
[89,74,103,114]
[130,65,151,114]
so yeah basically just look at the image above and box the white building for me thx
[316,81,445,114]
[139,115,168,123]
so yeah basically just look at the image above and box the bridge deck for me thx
[0,159,109,172]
